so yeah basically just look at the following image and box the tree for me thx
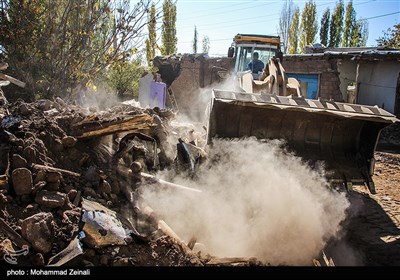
[0,0,153,100]
[377,23,400,48]
[107,57,147,97]
[0,0,47,99]
[342,0,356,47]
[299,0,317,53]
[160,0,177,55]
[278,0,295,53]
[145,3,157,67]
[288,7,300,54]
[319,8,330,47]
[192,25,198,54]
[352,19,368,47]
[202,36,210,54]
[329,0,344,47]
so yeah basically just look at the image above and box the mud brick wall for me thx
[283,56,343,101]
[168,55,232,120]
[169,55,202,117]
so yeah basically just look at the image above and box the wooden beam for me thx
[72,114,155,139]
[138,204,203,265]
[31,164,80,177]
[0,73,25,88]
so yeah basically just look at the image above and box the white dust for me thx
[142,137,350,265]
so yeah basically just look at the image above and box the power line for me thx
[357,11,400,21]
[176,0,259,20]
[178,1,280,21]
[175,0,377,32]
[179,11,280,30]
[175,0,337,32]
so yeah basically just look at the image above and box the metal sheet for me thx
[207,90,399,186]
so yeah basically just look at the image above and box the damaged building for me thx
[150,49,400,118]
[284,47,400,117]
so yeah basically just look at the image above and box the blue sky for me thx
[171,0,400,56]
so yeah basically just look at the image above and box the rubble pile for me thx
[0,97,212,266]
[379,122,400,150]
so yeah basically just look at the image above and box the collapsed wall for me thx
[153,54,232,121]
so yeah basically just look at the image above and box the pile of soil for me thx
[0,98,205,266]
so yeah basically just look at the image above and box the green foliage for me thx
[351,19,368,47]
[0,0,152,100]
[342,0,356,47]
[202,36,210,54]
[193,26,198,54]
[0,0,47,100]
[288,7,300,54]
[146,4,157,67]
[377,23,400,48]
[299,0,317,53]
[329,0,344,47]
[320,8,330,47]
[161,0,177,55]
[107,58,146,98]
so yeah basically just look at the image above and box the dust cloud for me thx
[77,86,123,111]
[176,75,236,124]
[142,137,350,265]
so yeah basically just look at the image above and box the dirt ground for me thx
[325,150,400,266]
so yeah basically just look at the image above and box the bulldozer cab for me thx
[234,46,280,80]
[229,34,282,80]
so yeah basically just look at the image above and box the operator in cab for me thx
[247,52,264,76]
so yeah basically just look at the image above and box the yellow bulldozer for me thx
[207,34,398,193]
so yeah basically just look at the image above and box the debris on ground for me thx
[0,91,268,267]
[0,92,212,266]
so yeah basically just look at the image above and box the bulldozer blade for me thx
[207,90,399,188]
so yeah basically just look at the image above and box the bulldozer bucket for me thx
[207,90,399,192]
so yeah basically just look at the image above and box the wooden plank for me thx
[138,204,203,266]
[73,114,155,139]
[31,164,80,177]
[0,73,25,88]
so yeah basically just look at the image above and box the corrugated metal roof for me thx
[285,49,400,60]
